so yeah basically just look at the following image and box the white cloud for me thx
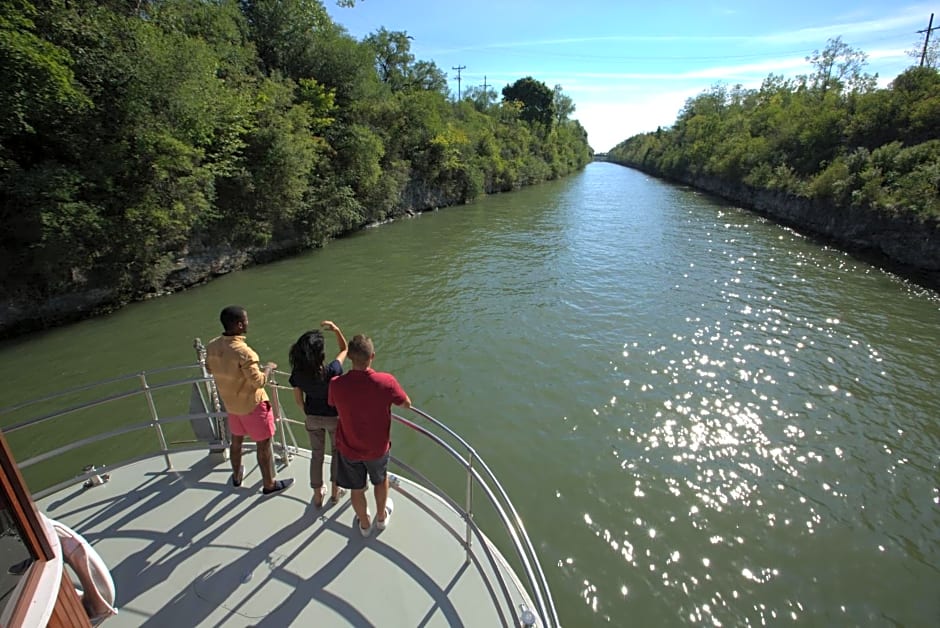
[427,6,930,56]
[755,6,929,45]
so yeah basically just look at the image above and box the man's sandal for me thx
[262,478,294,495]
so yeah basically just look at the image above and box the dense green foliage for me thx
[608,38,940,222]
[0,0,591,307]
[502,76,555,127]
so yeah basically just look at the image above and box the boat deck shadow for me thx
[36,450,521,627]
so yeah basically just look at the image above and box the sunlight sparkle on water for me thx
[580,581,599,613]
[593,238,940,626]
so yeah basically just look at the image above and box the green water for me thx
[2,162,938,626]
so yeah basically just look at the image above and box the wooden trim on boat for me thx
[0,431,53,560]
[3,560,46,628]
[48,576,92,628]
[0,431,92,627]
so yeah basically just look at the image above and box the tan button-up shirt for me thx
[205,335,268,415]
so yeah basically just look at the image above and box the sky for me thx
[324,1,938,152]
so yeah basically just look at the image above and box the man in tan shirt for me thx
[206,305,293,495]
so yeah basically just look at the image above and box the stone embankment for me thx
[618,162,940,290]
[0,179,469,339]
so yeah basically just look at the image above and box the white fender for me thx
[45,516,118,624]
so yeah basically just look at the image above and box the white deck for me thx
[36,449,534,627]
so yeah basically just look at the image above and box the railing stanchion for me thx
[194,338,229,456]
[465,451,474,563]
[268,374,291,468]
[140,372,172,469]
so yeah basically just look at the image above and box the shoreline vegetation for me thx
[4,6,938,339]
[0,0,591,339]
[604,38,940,292]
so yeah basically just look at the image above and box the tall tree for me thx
[907,32,940,69]
[239,0,330,78]
[364,28,413,88]
[552,84,575,125]
[804,36,877,97]
[501,76,555,127]
[364,28,446,93]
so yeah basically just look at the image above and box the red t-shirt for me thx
[329,368,408,460]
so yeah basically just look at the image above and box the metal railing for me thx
[265,376,560,627]
[1,351,560,628]
[1,366,223,492]
[389,407,560,628]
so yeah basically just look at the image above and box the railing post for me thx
[465,451,474,563]
[267,372,291,467]
[193,338,229,457]
[140,372,172,470]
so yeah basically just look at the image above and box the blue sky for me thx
[325,1,937,152]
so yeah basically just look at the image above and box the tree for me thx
[804,36,877,97]
[409,59,447,93]
[501,76,555,127]
[240,0,331,78]
[363,28,446,93]
[0,0,593,330]
[365,28,413,88]
[552,84,575,125]
[907,32,940,69]
[889,66,940,144]
[462,84,497,112]
[0,0,89,136]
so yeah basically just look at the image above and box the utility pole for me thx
[452,65,466,100]
[918,13,938,67]
[480,75,491,106]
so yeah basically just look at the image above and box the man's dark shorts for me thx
[336,450,390,490]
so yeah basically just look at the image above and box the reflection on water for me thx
[549,168,940,625]
[0,164,937,626]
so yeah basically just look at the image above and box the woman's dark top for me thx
[289,359,343,417]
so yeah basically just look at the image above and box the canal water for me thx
[1,162,938,626]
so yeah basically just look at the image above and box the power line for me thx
[452,65,466,99]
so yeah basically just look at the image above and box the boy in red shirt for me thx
[328,334,411,536]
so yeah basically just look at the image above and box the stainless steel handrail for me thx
[266,372,558,627]
[2,361,560,628]
[0,364,199,416]
[393,410,560,628]
[3,373,213,433]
